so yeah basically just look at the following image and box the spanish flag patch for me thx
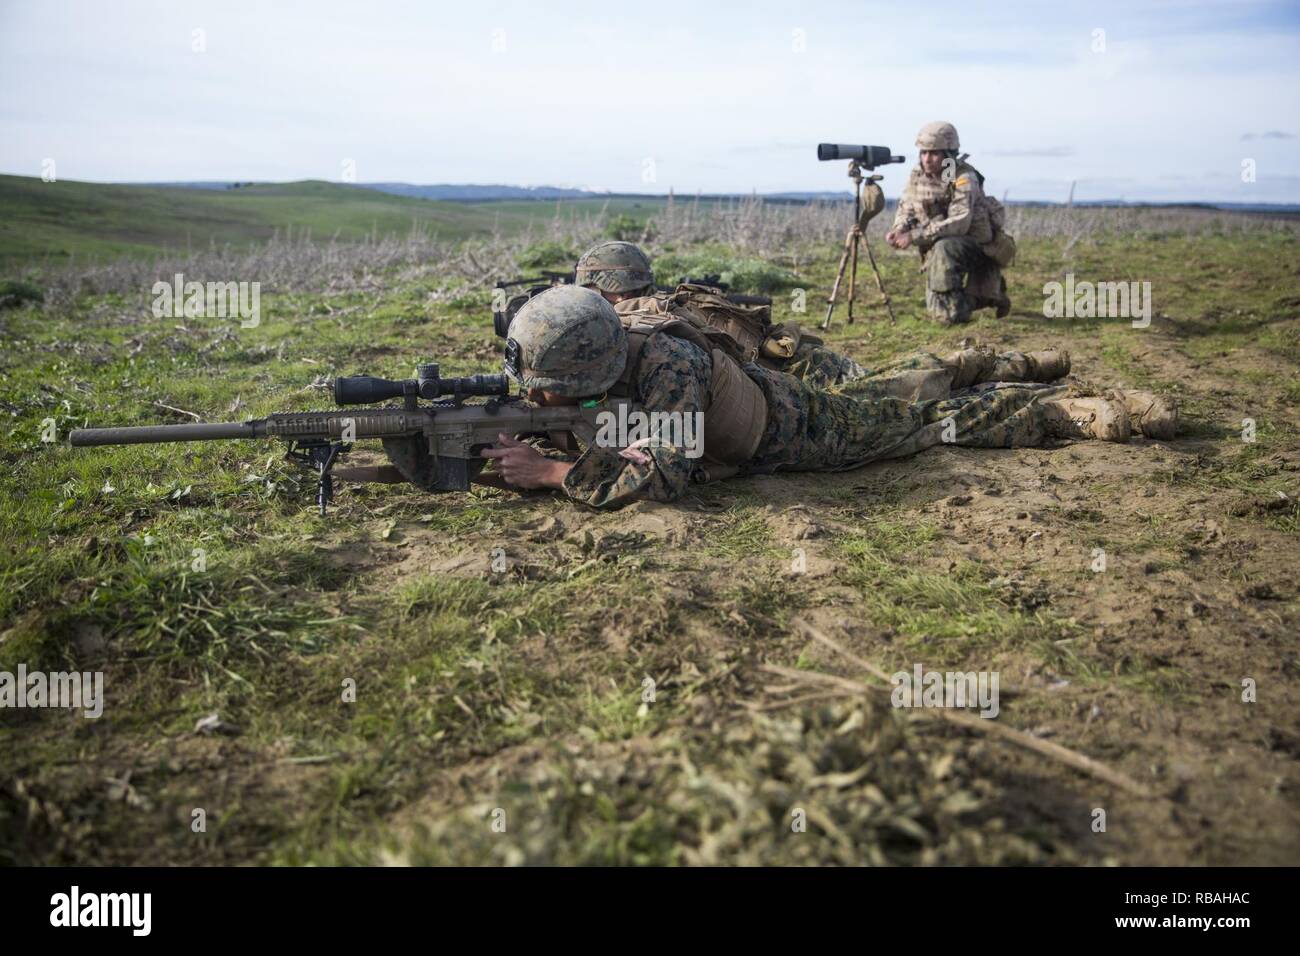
[954,176,970,187]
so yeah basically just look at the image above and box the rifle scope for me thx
[334,363,509,406]
[816,144,906,168]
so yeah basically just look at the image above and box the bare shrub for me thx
[651,196,1298,254]
[20,208,617,306]
[645,194,851,269]
[14,198,1297,308]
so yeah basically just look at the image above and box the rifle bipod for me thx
[286,439,352,516]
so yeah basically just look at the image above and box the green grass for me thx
[653,247,802,293]
[705,506,776,558]
[834,519,1074,660]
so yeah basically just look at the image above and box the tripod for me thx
[822,160,896,329]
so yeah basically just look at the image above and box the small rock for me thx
[72,622,107,658]
[1243,583,1277,600]
[195,712,241,736]
[104,773,153,810]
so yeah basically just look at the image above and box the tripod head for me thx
[845,159,885,187]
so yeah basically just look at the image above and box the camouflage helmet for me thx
[574,241,654,294]
[506,285,626,396]
[915,121,960,151]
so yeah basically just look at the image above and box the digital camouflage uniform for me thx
[891,122,1010,325]
[561,331,1057,509]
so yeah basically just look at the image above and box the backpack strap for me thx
[611,314,715,398]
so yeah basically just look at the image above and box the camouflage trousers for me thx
[921,236,1008,325]
[746,364,1060,475]
[788,344,1052,400]
[782,342,871,389]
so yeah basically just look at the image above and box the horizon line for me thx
[3,172,1298,208]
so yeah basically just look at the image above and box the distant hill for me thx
[139,181,603,200]
[136,180,855,203]
[0,176,662,264]
[362,183,599,201]
[143,180,603,200]
[130,180,1300,212]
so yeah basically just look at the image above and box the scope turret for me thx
[334,364,509,406]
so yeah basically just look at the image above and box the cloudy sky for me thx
[1,0,1298,201]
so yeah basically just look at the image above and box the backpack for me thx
[664,283,772,355]
[615,283,825,368]
[979,195,1016,267]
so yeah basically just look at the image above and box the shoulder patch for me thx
[954,176,970,187]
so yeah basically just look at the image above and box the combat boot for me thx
[995,275,1012,318]
[1105,389,1178,440]
[1026,348,1070,381]
[987,348,1071,382]
[927,289,972,326]
[1043,397,1131,442]
[942,346,995,388]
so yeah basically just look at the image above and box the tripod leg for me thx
[847,231,860,324]
[862,234,897,324]
[821,230,855,330]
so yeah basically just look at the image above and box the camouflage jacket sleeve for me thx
[890,169,923,233]
[915,168,983,242]
[561,333,711,508]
